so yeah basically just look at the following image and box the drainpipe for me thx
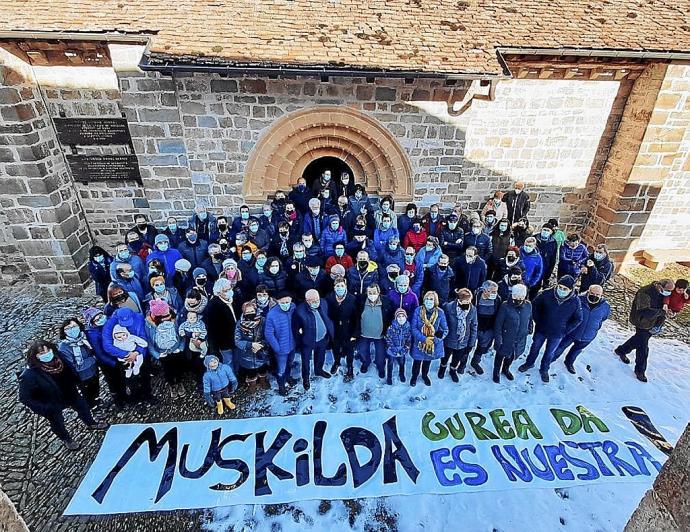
[447,79,498,116]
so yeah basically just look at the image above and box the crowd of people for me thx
[18,170,690,450]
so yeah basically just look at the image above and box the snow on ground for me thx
[208,322,690,532]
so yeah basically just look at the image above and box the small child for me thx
[178,310,208,357]
[112,324,147,378]
[146,300,186,398]
[384,308,411,385]
[664,279,690,317]
[202,355,238,415]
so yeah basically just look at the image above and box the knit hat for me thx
[175,258,191,272]
[448,213,459,222]
[558,275,576,289]
[328,214,340,224]
[511,284,528,298]
[204,355,219,370]
[82,306,103,327]
[386,263,401,273]
[192,267,207,279]
[154,234,169,246]
[274,289,292,300]
[149,275,166,288]
[113,324,128,338]
[149,299,170,317]
[222,258,237,269]
[394,308,408,320]
[305,255,321,268]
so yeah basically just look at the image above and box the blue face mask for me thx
[242,253,252,262]
[660,289,672,297]
[37,351,55,363]
[168,224,177,231]
[335,286,347,297]
[279,302,291,311]
[158,243,169,252]
[198,212,207,221]
[389,244,398,251]
[424,299,435,310]
[257,258,267,268]
[541,230,551,239]
[94,315,107,327]
[118,251,130,261]
[488,293,498,300]
[65,326,81,339]
[94,255,104,263]
[187,234,198,243]
[309,301,320,309]
[241,212,249,220]
[335,248,344,257]
[557,287,571,299]
[154,284,166,294]
[593,252,605,261]
[523,245,534,253]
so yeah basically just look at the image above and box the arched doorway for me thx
[243,106,413,201]
[302,156,354,189]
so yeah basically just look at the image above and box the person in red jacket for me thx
[403,218,428,252]
[325,242,354,274]
[664,278,689,316]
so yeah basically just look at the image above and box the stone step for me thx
[640,249,690,271]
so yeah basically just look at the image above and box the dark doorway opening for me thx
[302,156,353,190]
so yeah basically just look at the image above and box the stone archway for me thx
[243,106,413,201]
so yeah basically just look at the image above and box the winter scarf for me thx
[455,306,468,342]
[62,332,93,366]
[419,306,438,354]
[239,315,262,338]
[31,353,64,374]
[185,293,208,315]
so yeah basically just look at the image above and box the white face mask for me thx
[396,316,407,325]
[515,189,523,194]
[367,293,378,303]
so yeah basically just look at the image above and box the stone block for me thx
[157,139,187,154]
[375,87,396,101]
[181,101,206,114]
[137,78,176,92]
[210,79,238,93]
[1,177,27,194]
[138,108,181,123]
[239,78,266,94]
[198,116,218,128]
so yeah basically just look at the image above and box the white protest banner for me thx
[65,402,670,515]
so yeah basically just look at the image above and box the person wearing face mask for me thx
[57,318,101,408]
[488,218,512,280]
[281,200,303,237]
[318,187,338,217]
[110,241,147,283]
[373,212,399,257]
[383,308,411,385]
[502,181,531,224]
[302,198,328,243]
[178,228,209,269]
[519,275,583,383]
[438,287,477,381]
[547,218,566,251]
[493,284,532,384]
[198,243,224,283]
[286,242,307,284]
[615,279,675,382]
[481,209,498,236]
[424,254,455,304]
[511,217,532,248]
[265,291,298,395]
[147,234,183,280]
[440,213,465,260]
[245,216,270,252]
[493,245,524,283]
[184,287,209,323]
[173,258,193,296]
[579,244,614,292]
[295,290,335,389]
[83,306,126,407]
[115,263,145,303]
[236,243,257,282]
[325,242,354,275]
[289,178,313,215]
[163,216,186,249]
[270,221,296,263]
[346,250,380,302]
[243,250,269,294]
[234,301,270,390]
[374,196,397,229]
[415,236,442,273]
[105,282,142,316]
[188,205,217,243]
[259,203,278,239]
[497,265,524,301]
[536,223,558,290]
[403,218,428,253]
[469,280,502,374]
[311,168,339,198]
[397,203,418,239]
[464,221,493,262]
[325,277,360,378]
[519,236,544,300]
[421,204,444,238]
[410,291,448,386]
[454,246,488,293]
[259,257,288,296]
[380,235,405,272]
[336,171,353,197]
[210,215,232,244]
[347,184,369,218]
[558,233,588,279]
[356,284,394,376]
[144,274,183,316]
[388,272,420,317]
[271,190,288,218]
[320,214,348,257]
[249,284,277,319]
[295,255,330,301]
[335,194,351,221]
[401,246,425,298]
[129,214,159,247]
[207,278,241,368]
[145,299,187,398]
[481,191,508,221]
[192,266,213,297]
[230,205,252,238]
[552,284,611,375]
[88,245,113,302]
[19,340,108,451]
[380,264,402,295]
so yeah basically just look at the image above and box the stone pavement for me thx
[0,275,688,531]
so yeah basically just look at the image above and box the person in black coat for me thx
[259,257,288,296]
[325,277,361,378]
[503,182,531,224]
[471,280,502,374]
[87,245,113,302]
[454,247,487,292]
[536,223,558,289]
[130,214,158,247]
[18,340,107,450]
[295,290,335,389]
[206,278,241,371]
[493,284,532,383]
[270,221,296,265]
[177,228,209,269]
[289,178,313,215]
[294,256,330,301]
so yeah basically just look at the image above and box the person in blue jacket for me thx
[380,235,405,272]
[553,284,611,374]
[146,234,183,280]
[454,246,487,292]
[579,244,614,292]
[536,223,558,289]
[295,290,335,390]
[519,236,544,300]
[178,227,209,269]
[187,204,217,243]
[87,245,113,302]
[463,220,493,261]
[493,284,532,383]
[302,198,328,243]
[373,212,399,257]
[518,275,583,383]
[112,262,146,303]
[424,254,455,304]
[558,233,589,279]
[102,307,154,403]
[109,241,146,282]
[320,214,348,257]
[264,291,298,396]
[440,213,465,260]
[415,236,442,272]
[439,288,477,381]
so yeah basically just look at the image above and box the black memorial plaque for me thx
[66,154,141,183]
[54,118,133,146]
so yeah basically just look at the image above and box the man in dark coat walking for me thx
[295,289,335,390]
[615,279,673,382]
[518,275,583,382]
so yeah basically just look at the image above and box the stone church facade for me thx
[1,2,690,293]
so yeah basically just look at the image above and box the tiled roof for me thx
[2,0,690,75]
